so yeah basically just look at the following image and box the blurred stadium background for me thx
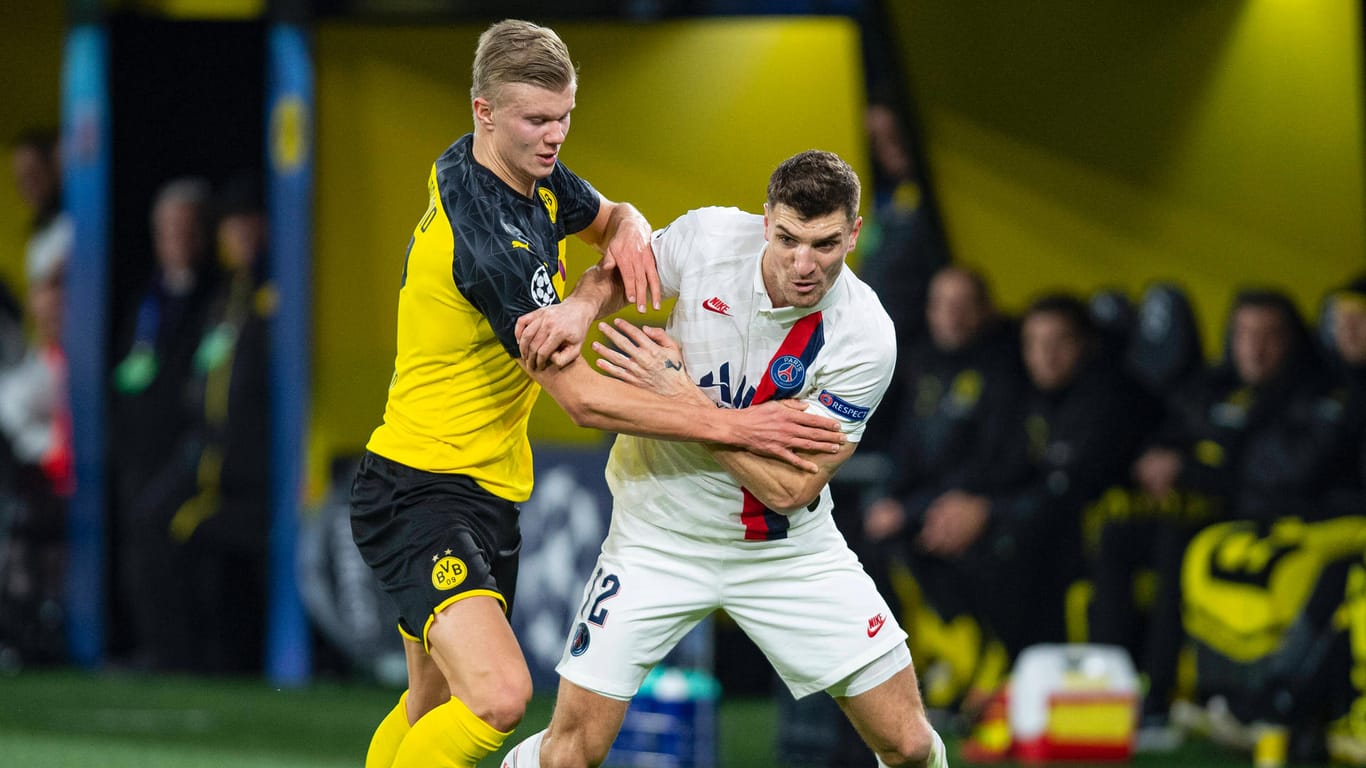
[1,0,1364,765]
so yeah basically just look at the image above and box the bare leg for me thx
[835,666,940,768]
[403,634,451,723]
[538,677,631,768]
[425,595,532,732]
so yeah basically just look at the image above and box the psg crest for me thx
[570,622,591,656]
[769,354,805,389]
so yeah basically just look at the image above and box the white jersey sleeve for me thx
[800,278,897,443]
[651,207,754,300]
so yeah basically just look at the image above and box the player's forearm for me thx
[565,264,629,321]
[535,357,741,445]
[602,202,650,249]
[707,445,828,512]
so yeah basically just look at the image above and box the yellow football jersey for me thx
[366,134,599,501]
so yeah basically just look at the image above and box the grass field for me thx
[0,669,1259,766]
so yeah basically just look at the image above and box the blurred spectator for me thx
[860,264,1023,711]
[931,295,1153,680]
[153,170,273,674]
[110,176,219,671]
[11,129,72,299]
[1194,275,1366,763]
[1093,288,1328,743]
[0,227,71,668]
[1323,274,1366,519]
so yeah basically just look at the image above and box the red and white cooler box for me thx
[1007,643,1140,762]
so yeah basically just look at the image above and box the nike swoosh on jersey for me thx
[867,613,887,638]
[702,296,732,316]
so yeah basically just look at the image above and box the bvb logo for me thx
[431,555,467,591]
[538,187,558,223]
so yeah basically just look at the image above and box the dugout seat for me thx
[1089,288,1135,368]
[1125,283,1203,398]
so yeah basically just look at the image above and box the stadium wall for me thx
[891,0,1366,351]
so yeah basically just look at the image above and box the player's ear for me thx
[848,215,863,251]
[473,97,494,131]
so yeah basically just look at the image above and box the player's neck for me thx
[471,134,536,198]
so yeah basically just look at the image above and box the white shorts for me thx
[555,510,909,700]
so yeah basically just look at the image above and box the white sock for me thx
[500,728,546,768]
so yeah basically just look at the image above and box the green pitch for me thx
[0,669,1251,766]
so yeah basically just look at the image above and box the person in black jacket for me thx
[862,265,1022,546]
[1242,276,1366,763]
[916,294,1156,672]
[858,265,1023,710]
[149,171,273,674]
[1092,288,1331,743]
[110,177,219,671]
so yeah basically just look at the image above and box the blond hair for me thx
[471,19,576,104]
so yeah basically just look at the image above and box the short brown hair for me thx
[766,150,861,223]
[471,19,576,104]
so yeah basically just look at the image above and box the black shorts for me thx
[350,451,521,646]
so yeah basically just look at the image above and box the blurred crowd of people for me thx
[828,103,1366,766]
[2,127,273,676]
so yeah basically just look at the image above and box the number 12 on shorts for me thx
[578,569,621,627]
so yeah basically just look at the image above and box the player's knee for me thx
[470,674,533,733]
[871,718,935,768]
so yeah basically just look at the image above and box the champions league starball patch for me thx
[530,264,557,307]
[769,355,806,390]
[570,622,591,656]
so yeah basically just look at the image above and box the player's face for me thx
[760,203,860,309]
[477,81,575,194]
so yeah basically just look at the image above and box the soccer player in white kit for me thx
[506,150,947,768]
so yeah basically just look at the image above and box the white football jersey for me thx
[605,206,896,541]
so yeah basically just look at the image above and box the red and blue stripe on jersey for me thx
[740,311,825,541]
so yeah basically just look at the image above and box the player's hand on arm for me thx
[532,319,841,472]
[709,413,856,511]
[516,259,631,370]
[517,297,598,371]
[591,319,845,472]
[580,198,659,313]
[591,318,708,404]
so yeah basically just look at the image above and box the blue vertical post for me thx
[265,23,314,686]
[61,25,111,669]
